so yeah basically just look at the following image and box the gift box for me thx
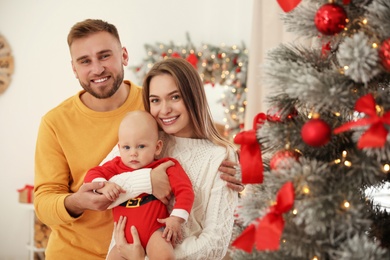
[17,184,34,203]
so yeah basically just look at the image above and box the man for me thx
[34,19,241,259]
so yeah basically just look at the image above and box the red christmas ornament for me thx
[171,52,181,58]
[301,118,331,147]
[379,38,390,72]
[186,53,198,69]
[266,106,298,123]
[270,149,300,170]
[314,3,347,35]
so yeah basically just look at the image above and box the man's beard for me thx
[80,68,124,99]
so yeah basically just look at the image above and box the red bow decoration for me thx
[276,0,301,12]
[234,113,267,184]
[334,94,390,148]
[17,184,34,203]
[232,182,295,252]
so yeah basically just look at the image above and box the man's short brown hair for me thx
[67,19,121,47]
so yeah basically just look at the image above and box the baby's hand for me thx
[97,182,123,201]
[157,216,185,246]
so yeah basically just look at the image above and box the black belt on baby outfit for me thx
[119,194,158,208]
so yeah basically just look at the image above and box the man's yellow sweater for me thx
[34,81,148,259]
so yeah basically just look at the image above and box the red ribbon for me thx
[17,184,34,203]
[276,0,301,12]
[321,41,331,57]
[334,94,390,148]
[234,113,267,184]
[232,182,295,252]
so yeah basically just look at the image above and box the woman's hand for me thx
[114,216,145,260]
[150,160,174,204]
[219,160,245,192]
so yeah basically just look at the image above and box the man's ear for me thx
[155,140,163,156]
[122,47,129,66]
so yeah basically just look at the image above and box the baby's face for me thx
[118,129,161,169]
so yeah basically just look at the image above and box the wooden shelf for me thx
[20,202,47,260]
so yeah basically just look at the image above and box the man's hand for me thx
[64,182,113,217]
[114,216,145,260]
[150,160,174,205]
[219,160,245,192]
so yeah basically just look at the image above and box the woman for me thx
[113,58,239,260]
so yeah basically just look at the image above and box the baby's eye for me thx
[123,145,130,150]
[137,145,146,149]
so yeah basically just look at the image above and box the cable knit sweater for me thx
[159,134,238,260]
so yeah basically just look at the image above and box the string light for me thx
[344,161,352,167]
[375,105,384,116]
[302,185,310,195]
[343,200,350,209]
[383,164,390,173]
[292,209,298,215]
[308,112,320,119]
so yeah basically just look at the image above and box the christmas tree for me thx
[230,0,390,259]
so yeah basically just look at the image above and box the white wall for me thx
[0,0,252,258]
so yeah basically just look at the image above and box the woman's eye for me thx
[150,98,159,103]
[172,95,180,100]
